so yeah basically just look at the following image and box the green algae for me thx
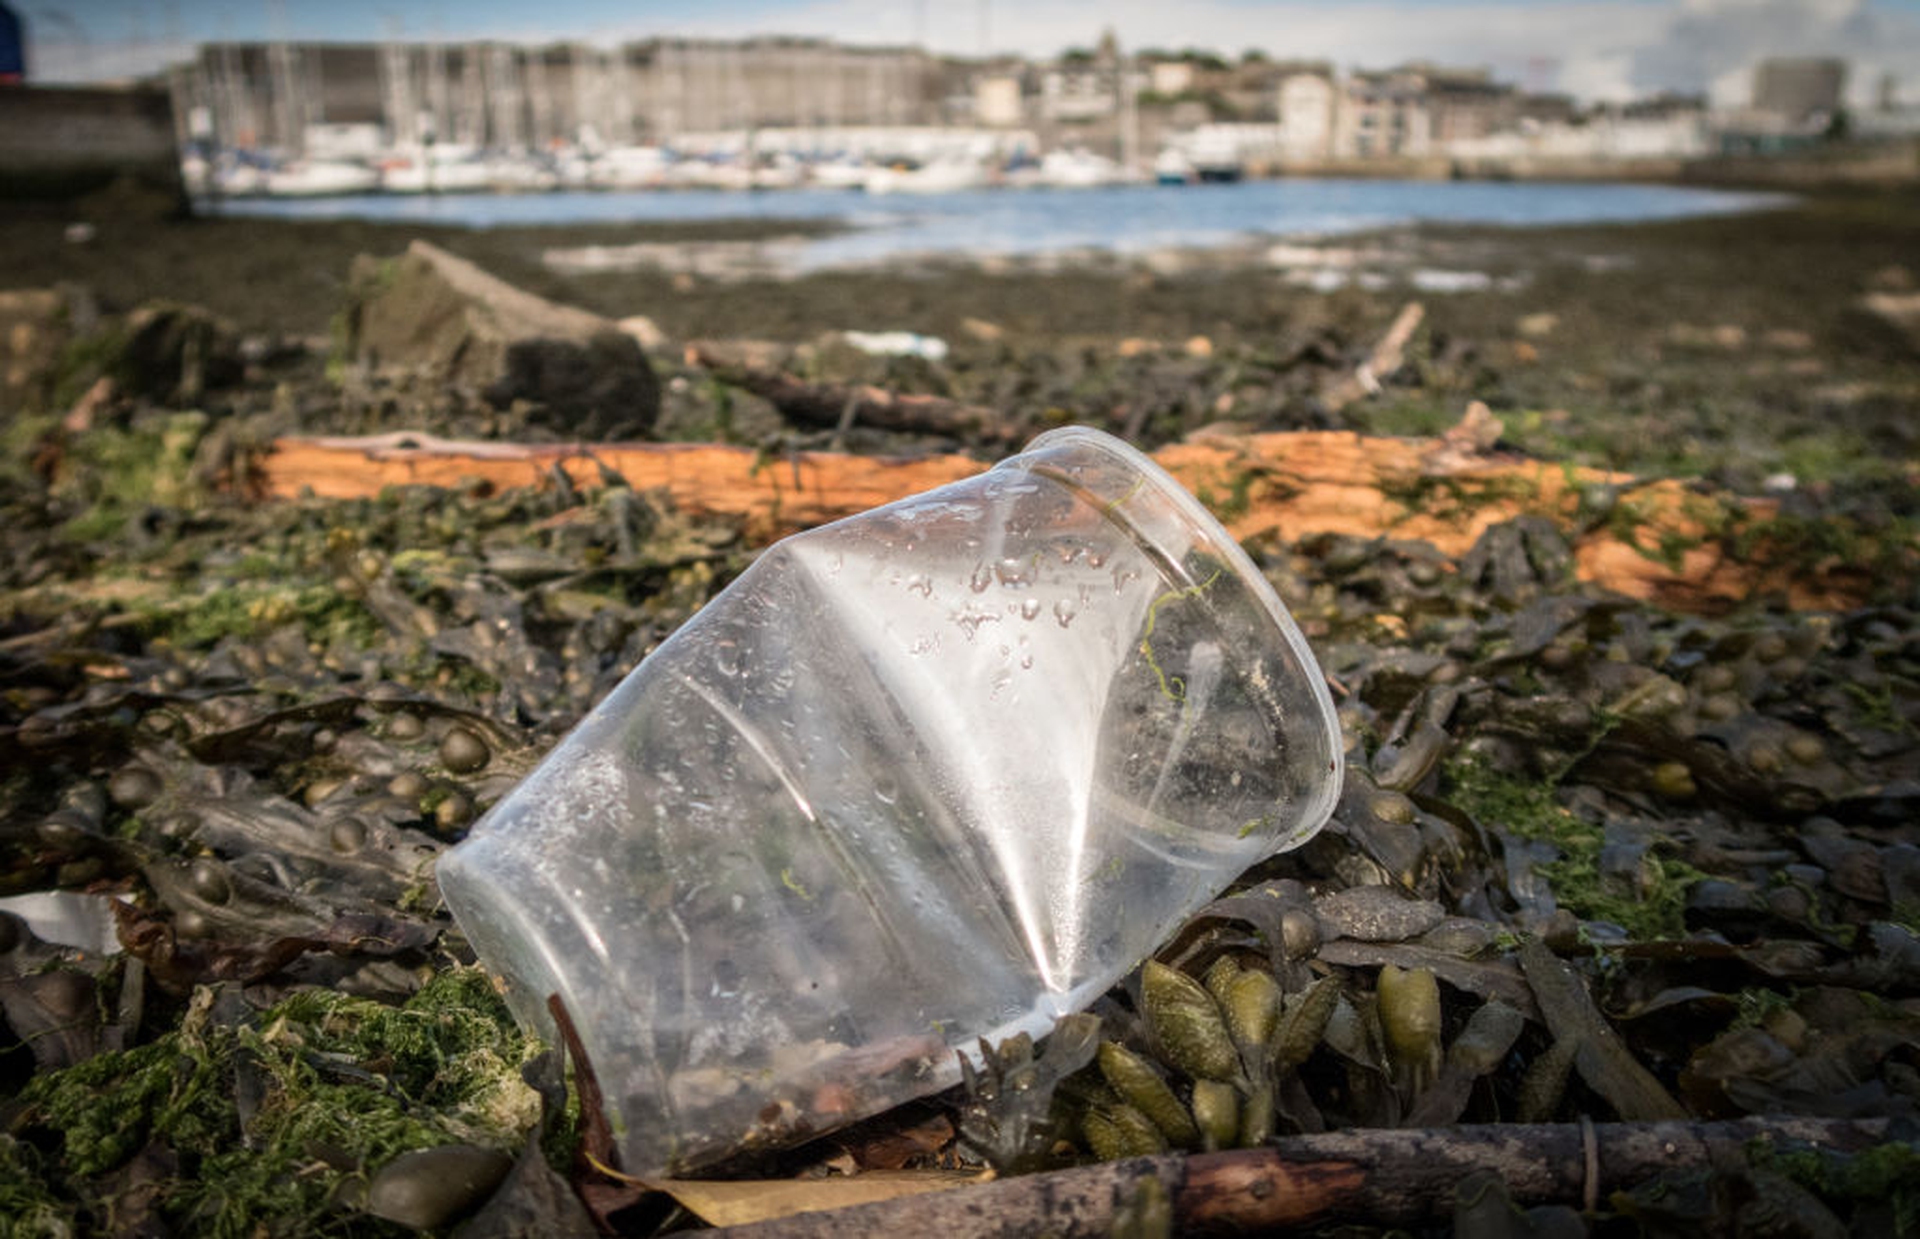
[1447,757,1703,940]
[1751,1137,1920,1238]
[12,969,542,1238]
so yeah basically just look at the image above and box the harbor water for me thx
[203,178,1788,273]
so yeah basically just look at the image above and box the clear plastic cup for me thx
[437,426,1342,1175]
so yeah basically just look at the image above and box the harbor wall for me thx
[0,85,185,209]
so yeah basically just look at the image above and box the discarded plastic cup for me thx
[437,426,1343,1175]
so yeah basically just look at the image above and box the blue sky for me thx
[22,0,1920,106]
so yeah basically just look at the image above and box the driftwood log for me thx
[251,428,1875,612]
[686,343,1023,444]
[707,1117,1886,1237]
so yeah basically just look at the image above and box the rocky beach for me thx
[2,184,1918,1235]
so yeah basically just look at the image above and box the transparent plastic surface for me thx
[436,426,1342,1175]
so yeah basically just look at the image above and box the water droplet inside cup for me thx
[874,775,899,805]
[994,558,1032,588]
[969,563,993,593]
[713,641,744,678]
[906,573,933,597]
[1019,598,1042,621]
[1053,599,1077,628]
[954,607,1001,640]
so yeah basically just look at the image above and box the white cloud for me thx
[1557,51,1641,105]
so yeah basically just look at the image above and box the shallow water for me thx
[202,178,1788,272]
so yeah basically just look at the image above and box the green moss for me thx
[1379,469,1546,525]
[1447,757,1702,940]
[47,325,131,411]
[1728,987,1796,1032]
[1535,847,1706,941]
[1601,496,1704,571]
[14,968,540,1238]
[1751,1137,1920,1237]
[1841,680,1920,740]
[0,1136,75,1238]
[133,583,382,651]
[51,414,209,543]
[1195,470,1256,523]
[1728,507,1920,593]
[0,413,59,494]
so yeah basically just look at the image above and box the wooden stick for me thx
[1321,301,1426,413]
[687,343,1023,444]
[709,1117,1885,1237]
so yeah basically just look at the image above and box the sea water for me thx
[209,178,1789,274]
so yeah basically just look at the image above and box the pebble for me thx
[365,1144,515,1230]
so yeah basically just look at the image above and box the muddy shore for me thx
[2,186,1919,1234]
[4,188,1917,486]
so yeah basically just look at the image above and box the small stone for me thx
[365,1145,514,1230]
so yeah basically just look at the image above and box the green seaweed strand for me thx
[1139,568,1223,704]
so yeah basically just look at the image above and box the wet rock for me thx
[0,968,102,1070]
[1686,877,1767,924]
[1315,885,1446,942]
[118,301,244,403]
[365,1143,516,1229]
[343,240,658,438]
[1799,836,1885,905]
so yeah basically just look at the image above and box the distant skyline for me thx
[22,0,1920,108]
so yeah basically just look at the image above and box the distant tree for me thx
[1242,48,1269,64]
[1178,48,1229,72]
[1824,107,1852,142]
[1059,47,1096,66]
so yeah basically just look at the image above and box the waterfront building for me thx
[1752,57,1847,126]
[1274,65,1336,162]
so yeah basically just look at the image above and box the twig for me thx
[1322,301,1425,413]
[688,344,1021,444]
[711,1117,1886,1237]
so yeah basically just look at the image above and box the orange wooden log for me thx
[251,430,1880,612]
[255,432,984,542]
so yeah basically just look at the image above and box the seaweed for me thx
[11,969,544,1237]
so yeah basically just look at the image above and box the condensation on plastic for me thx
[437,426,1343,1176]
